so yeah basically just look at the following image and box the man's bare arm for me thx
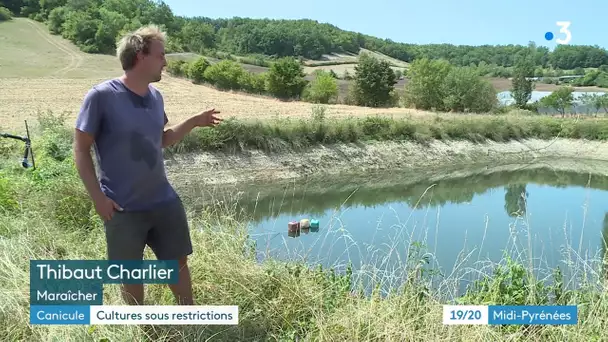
[162,116,197,148]
[162,109,221,148]
[73,129,104,201]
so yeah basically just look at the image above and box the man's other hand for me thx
[93,195,123,221]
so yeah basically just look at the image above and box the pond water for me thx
[188,161,608,295]
[498,90,607,114]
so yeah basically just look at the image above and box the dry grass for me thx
[0,76,437,131]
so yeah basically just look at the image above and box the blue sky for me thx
[162,0,605,49]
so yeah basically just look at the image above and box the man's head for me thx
[116,25,167,83]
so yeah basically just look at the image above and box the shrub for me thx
[266,57,308,99]
[0,7,12,21]
[204,60,247,91]
[47,7,68,34]
[187,57,210,84]
[303,71,339,104]
[166,59,188,77]
[240,72,267,95]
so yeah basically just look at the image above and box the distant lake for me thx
[498,90,608,114]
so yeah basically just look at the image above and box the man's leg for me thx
[171,255,194,305]
[147,196,194,305]
[104,210,150,305]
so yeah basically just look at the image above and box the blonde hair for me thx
[116,25,166,71]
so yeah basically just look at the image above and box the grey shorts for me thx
[103,197,193,260]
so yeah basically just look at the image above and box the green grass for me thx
[2,113,608,340]
[0,18,120,79]
[165,106,608,156]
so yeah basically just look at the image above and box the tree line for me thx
[167,53,400,108]
[2,0,608,69]
[168,52,504,113]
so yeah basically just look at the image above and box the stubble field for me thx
[2,18,606,134]
[0,18,436,132]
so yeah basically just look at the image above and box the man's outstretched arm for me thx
[162,109,222,148]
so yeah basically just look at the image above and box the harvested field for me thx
[2,18,607,133]
[0,76,433,131]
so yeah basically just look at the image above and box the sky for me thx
[162,0,606,49]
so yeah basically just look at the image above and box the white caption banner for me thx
[89,305,239,325]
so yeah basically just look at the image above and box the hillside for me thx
[0,18,430,132]
[2,16,608,133]
[3,0,608,71]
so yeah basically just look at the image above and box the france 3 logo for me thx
[544,22,571,45]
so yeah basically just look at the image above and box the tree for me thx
[265,57,308,99]
[579,93,601,116]
[441,66,497,113]
[511,53,535,108]
[0,7,13,21]
[179,20,216,54]
[403,58,452,110]
[352,53,397,107]
[540,87,574,117]
[599,94,608,114]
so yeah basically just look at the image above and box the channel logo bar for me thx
[30,305,239,325]
[442,305,578,325]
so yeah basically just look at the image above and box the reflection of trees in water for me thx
[504,184,528,217]
[190,166,608,222]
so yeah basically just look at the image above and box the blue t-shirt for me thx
[75,78,177,211]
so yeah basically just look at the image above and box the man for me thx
[73,25,221,305]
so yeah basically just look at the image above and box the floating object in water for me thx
[300,219,310,229]
[288,230,300,238]
[310,219,319,232]
[288,221,300,232]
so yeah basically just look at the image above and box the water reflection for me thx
[497,90,608,115]
[188,162,608,224]
[504,184,528,217]
[180,161,608,294]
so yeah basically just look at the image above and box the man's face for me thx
[138,39,166,82]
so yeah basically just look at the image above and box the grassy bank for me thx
[2,114,608,341]
[166,107,608,155]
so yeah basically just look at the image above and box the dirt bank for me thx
[164,138,608,187]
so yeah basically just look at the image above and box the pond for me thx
[498,90,607,114]
[186,161,608,295]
